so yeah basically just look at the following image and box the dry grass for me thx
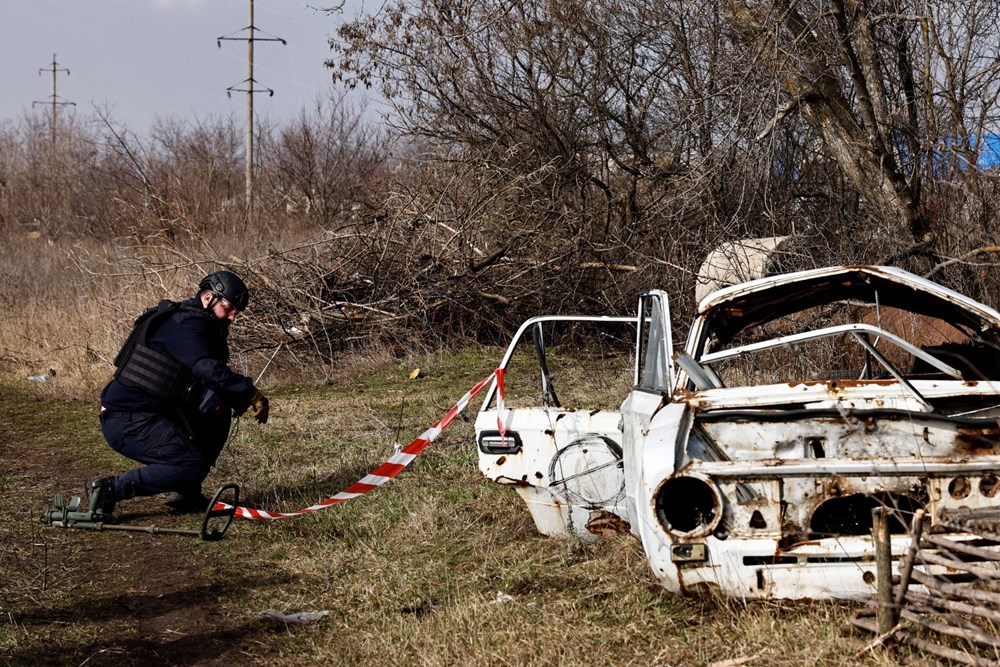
[0,225,335,397]
[178,352,908,666]
[0,336,922,665]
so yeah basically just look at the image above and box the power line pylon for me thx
[218,0,286,215]
[32,54,75,159]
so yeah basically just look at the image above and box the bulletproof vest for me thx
[113,300,204,403]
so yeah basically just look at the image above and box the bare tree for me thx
[333,0,770,319]
[725,0,1000,268]
[259,90,388,225]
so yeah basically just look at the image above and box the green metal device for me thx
[41,483,240,541]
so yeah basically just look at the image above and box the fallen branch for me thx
[924,245,1000,279]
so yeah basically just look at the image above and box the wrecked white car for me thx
[475,265,1000,599]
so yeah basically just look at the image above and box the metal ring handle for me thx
[200,483,240,541]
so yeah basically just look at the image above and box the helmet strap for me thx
[202,292,221,319]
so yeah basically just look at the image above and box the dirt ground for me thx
[0,386,281,666]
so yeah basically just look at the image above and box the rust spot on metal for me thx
[495,475,532,487]
[776,539,822,556]
[787,379,895,389]
[535,471,543,479]
[824,478,847,497]
[675,461,696,474]
[555,413,566,422]
[586,510,631,536]
[496,456,507,466]
[674,388,697,399]
[777,528,810,551]
[956,427,1000,452]
[681,581,725,596]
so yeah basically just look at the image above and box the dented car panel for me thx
[477,407,627,536]
[476,266,1000,599]
[476,315,636,537]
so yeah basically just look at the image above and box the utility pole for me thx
[218,0,286,215]
[32,54,75,160]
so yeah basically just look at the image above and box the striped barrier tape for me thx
[219,368,506,520]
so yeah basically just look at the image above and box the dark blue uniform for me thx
[100,297,255,500]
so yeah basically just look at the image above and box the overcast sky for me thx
[1,0,384,134]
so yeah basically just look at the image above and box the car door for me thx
[618,291,678,531]
[475,315,639,538]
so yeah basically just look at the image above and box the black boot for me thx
[86,477,118,523]
[164,490,211,514]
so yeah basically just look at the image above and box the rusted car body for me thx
[475,265,1000,599]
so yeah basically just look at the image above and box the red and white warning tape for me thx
[219,368,505,520]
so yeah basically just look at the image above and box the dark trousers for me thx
[100,411,228,499]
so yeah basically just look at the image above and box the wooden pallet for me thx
[853,507,1000,666]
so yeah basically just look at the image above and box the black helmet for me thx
[198,270,250,311]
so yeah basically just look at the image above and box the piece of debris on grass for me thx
[258,609,330,624]
[489,591,514,605]
[27,369,56,383]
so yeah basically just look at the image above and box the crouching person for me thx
[90,270,270,522]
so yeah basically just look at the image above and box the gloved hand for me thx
[250,388,270,424]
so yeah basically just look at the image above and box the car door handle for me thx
[478,430,522,454]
